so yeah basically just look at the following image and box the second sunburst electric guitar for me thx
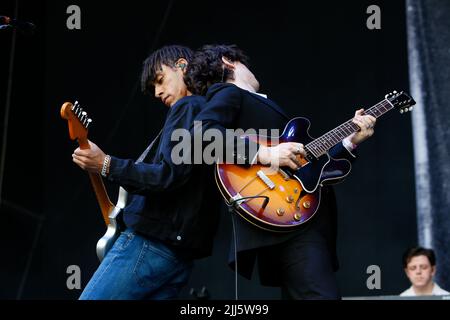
[215,91,416,232]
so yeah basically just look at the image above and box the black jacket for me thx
[195,83,356,279]
[107,95,221,259]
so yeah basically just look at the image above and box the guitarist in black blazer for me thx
[186,44,376,299]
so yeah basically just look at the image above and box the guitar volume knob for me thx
[276,208,285,216]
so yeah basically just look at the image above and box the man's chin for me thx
[413,281,428,287]
[167,98,178,107]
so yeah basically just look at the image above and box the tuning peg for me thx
[409,107,413,111]
[86,118,92,129]
[80,111,87,123]
[400,109,404,114]
[393,90,397,94]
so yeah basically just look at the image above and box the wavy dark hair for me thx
[185,44,250,96]
[141,45,193,94]
[402,247,436,268]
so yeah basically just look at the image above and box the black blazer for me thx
[196,83,356,278]
[107,95,221,259]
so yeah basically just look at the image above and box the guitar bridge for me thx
[257,170,276,190]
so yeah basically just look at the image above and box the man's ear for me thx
[221,56,235,70]
[175,58,188,74]
[431,266,436,276]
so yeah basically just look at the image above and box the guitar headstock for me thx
[385,91,416,114]
[60,101,93,142]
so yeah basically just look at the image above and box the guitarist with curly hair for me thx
[185,44,376,299]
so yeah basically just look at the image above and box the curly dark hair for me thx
[141,45,193,94]
[402,247,436,268]
[185,44,250,96]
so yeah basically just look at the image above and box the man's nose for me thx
[154,86,163,98]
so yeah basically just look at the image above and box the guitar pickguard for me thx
[292,153,330,193]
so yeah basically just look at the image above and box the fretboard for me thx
[305,99,394,158]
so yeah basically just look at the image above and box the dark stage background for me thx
[0,0,417,299]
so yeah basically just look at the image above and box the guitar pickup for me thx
[278,168,291,180]
[304,146,317,162]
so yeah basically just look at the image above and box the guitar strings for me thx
[237,174,260,194]
[307,100,391,154]
[234,98,392,215]
[306,100,393,157]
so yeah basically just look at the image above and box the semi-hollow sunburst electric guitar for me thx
[61,101,127,261]
[215,91,416,232]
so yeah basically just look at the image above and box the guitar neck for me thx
[305,99,394,158]
[88,173,115,225]
[79,138,114,225]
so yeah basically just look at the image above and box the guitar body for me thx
[215,117,352,232]
[279,118,352,191]
[96,208,123,261]
[95,187,128,261]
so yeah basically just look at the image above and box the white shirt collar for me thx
[253,92,267,98]
[400,283,450,296]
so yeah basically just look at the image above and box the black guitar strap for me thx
[135,128,163,163]
[116,128,163,218]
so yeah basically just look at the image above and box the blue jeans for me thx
[79,229,193,300]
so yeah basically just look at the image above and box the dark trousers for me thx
[257,239,340,300]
